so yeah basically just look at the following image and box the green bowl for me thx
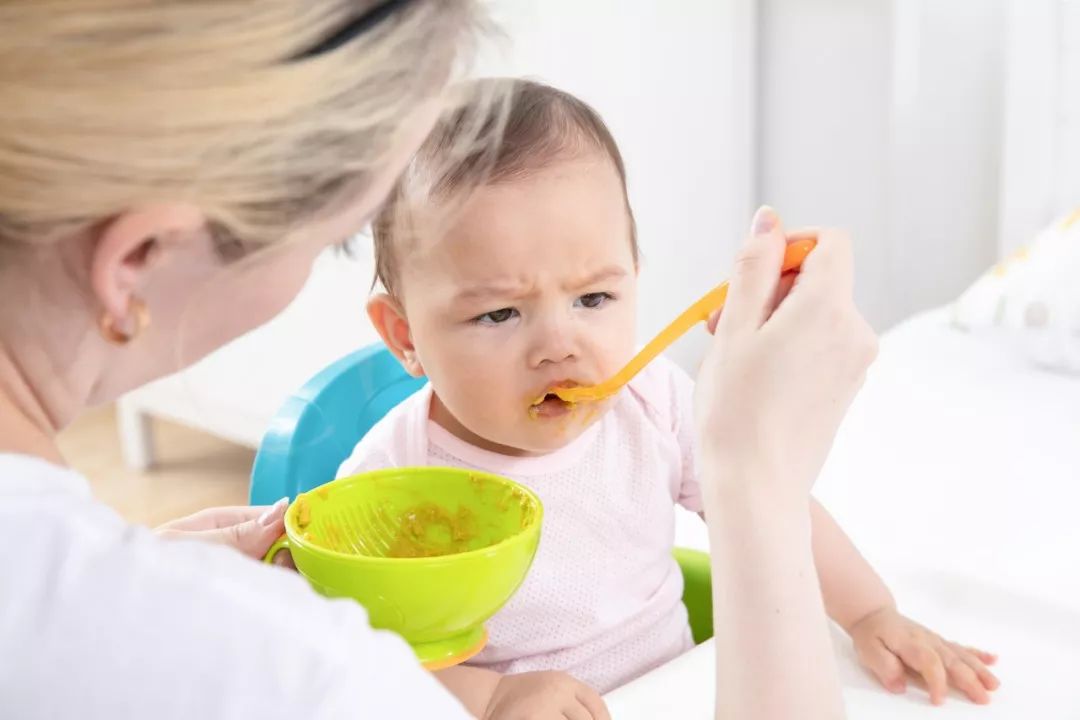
[264,467,542,669]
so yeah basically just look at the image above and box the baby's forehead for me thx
[417,159,628,253]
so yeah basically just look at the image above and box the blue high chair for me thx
[250,343,714,645]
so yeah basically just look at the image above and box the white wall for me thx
[759,0,1006,331]
[885,0,1005,323]
[480,0,756,370]
[999,0,1080,254]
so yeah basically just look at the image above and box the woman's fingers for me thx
[787,227,855,302]
[157,500,289,532]
[157,505,260,532]
[704,225,815,336]
[706,261,797,335]
[718,205,787,336]
[706,307,721,334]
[771,272,798,315]
[158,498,288,560]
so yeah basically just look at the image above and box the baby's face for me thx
[399,154,637,454]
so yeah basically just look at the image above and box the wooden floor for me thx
[57,404,253,527]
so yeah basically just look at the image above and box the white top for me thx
[0,453,468,720]
[339,356,702,693]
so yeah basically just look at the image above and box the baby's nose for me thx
[528,319,579,368]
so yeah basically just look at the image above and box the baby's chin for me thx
[442,396,615,457]
[505,400,612,455]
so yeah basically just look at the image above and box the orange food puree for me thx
[295,497,312,529]
[386,503,482,559]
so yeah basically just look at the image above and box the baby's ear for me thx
[367,293,424,377]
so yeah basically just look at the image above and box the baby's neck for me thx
[429,392,544,458]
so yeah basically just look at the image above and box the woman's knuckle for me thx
[864,333,880,363]
[856,332,879,367]
[733,251,764,278]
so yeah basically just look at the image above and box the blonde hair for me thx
[373,77,637,297]
[0,0,489,258]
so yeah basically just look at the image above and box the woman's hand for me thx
[156,498,289,562]
[695,206,873,720]
[695,206,878,499]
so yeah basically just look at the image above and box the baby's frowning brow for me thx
[451,265,629,305]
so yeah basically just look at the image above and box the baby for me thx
[341,78,999,715]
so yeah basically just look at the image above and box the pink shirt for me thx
[338,356,703,693]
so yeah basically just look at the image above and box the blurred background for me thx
[67,0,1079,523]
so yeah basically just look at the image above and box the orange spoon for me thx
[538,237,817,406]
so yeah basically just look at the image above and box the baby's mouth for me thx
[528,381,579,418]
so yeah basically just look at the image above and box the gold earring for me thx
[98,298,150,345]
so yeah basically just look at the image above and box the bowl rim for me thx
[284,466,544,565]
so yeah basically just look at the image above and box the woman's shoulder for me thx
[0,452,89,495]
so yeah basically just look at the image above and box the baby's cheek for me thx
[448,367,514,423]
[597,325,637,372]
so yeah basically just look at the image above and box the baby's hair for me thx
[0,0,494,262]
[373,77,638,296]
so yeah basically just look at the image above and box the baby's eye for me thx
[576,292,614,309]
[473,307,519,325]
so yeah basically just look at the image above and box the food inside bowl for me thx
[386,502,479,558]
[290,475,539,560]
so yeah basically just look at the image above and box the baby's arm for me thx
[810,500,999,704]
[436,666,609,719]
[809,499,893,630]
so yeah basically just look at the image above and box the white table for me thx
[605,596,1080,719]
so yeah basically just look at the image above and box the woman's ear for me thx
[90,203,209,323]
[367,293,424,377]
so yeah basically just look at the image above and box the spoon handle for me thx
[552,237,816,404]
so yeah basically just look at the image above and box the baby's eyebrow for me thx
[452,265,628,304]
[452,284,530,304]
[568,265,628,289]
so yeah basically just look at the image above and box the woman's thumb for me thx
[718,206,786,334]
[200,498,287,560]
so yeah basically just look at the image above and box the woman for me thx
[0,1,873,718]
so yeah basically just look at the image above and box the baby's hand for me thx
[849,606,1000,705]
[482,670,610,720]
